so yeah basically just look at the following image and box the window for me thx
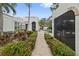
[15,22,19,30]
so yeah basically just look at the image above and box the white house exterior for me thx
[27,17,39,31]
[52,3,79,55]
[3,14,15,32]
[0,13,39,32]
[17,17,40,31]
[0,13,16,32]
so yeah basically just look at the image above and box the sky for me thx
[14,3,52,19]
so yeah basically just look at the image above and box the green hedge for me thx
[0,41,31,56]
[44,33,75,56]
[27,31,37,51]
[0,31,37,56]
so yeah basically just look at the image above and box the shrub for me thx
[44,33,75,56]
[27,31,37,50]
[0,41,31,56]
[0,31,37,56]
[0,34,13,46]
[27,31,33,37]
[0,30,28,46]
[13,30,28,41]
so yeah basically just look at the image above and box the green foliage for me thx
[0,3,16,14]
[27,31,33,37]
[0,29,28,46]
[39,18,46,30]
[14,30,28,41]
[28,31,37,50]
[0,33,13,46]
[44,33,75,56]
[0,31,37,56]
[47,20,52,29]
[0,41,31,56]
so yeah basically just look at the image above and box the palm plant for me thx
[0,3,16,14]
[50,3,59,11]
[25,3,31,30]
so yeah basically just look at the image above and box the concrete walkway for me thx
[32,30,52,56]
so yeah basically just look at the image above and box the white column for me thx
[28,20,32,31]
[75,16,79,55]
[36,21,39,31]
[52,11,55,37]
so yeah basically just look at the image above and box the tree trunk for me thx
[27,4,30,31]
[0,4,3,36]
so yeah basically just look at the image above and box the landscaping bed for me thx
[0,30,28,46]
[44,33,75,56]
[0,30,37,56]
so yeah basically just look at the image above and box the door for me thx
[32,22,36,31]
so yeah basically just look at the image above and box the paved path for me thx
[32,30,52,56]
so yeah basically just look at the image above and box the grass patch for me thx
[44,33,75,56]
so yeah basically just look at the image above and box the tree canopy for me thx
[0,3,16,14]
[39,18,46,30]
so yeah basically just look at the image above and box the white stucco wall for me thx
[26,17,39,31]
[0,13,40,33]
[3,14,15,32]
[75,16,79,56]
[53,4,79,18]
[52,3,79,55]
[0,13,39,32]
